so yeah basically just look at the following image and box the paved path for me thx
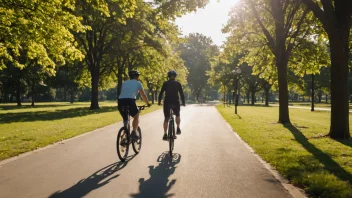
[0,105,295,198]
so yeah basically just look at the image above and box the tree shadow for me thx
[0,106,117,124]
[242,104,273,108]
[0,103,77,110]
[283,124,352,184]
[336,139,352,148]
[130,152,181,198]
[48,155,135,198]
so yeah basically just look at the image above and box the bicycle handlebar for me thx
[137,105,151,111]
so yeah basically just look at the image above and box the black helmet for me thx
[167,70,177,77]
[128,70,140,79]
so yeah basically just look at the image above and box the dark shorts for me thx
[118,98,138,121]
[163,102,180,119]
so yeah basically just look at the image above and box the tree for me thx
[225,0,312,123]
[0,0,85,70]
[179,33,219,101]
[300,0,352,139]
[49,63,82,103]
[240,64,263,105]
[74,0,137,109]
[290,37,330,111]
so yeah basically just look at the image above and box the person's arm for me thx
[139,89,150,106]
[158,82,166,105]
[178,83,185,106]
[138,82,150,106]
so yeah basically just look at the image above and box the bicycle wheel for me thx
[168,120,174,156]
[132,126,142,154]
[116,127,129,161]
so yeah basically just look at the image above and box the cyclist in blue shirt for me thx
[118,70,151,140]
[158,70,185,141]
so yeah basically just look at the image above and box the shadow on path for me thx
[130,152,181,198]
[48,155,135,198]
[284,124,352,184]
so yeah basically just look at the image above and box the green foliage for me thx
[151,0,209,19]
[223,0,322,79]
[0,0,85,71]
[0,0,210,107]
[179,33,219,100]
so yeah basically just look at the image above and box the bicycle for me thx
[116,105,149,161]
[167,105,176,156]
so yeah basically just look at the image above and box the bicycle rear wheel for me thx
[116,127,129,161]
[132,127,142,154]
[168,120,174,156]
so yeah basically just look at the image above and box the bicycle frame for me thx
[121,105,146,133]
[168,108,175,135]
[117,105,149,161]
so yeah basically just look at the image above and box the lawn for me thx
[0,101,161,161]
[217,105,352,198]
[260,101,352,109]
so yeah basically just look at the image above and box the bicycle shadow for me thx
[130,152,181,198]
[48,155,135,198]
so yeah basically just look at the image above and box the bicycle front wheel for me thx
[132,127,142,154]
[116,127,129,161]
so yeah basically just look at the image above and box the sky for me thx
[175,0,239,46]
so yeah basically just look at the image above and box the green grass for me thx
[0,101,161,161]
[263,101,352,109]
[216,105,352,198]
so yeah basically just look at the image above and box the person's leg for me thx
[176,116,180,129]
[163,104,169,140]
[118,99,128,125]
[163,119,168,133]
[130,100,140,139]
[174,104,181,135]
[132,113,139,132]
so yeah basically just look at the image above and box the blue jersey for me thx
[118,80,144,99]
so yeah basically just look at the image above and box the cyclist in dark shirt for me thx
[158,70,185,141]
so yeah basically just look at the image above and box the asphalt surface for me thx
[0,104,294,198]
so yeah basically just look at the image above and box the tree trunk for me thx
[318,91,322,103]
[277,57,290,123]
[223,89,226,106]
[326,94,328,104]
[196,90,200,102]
[90,70,100,110]
[117,65,124,99]
[246,92,250,104]
[16,80,21,106]
[70,91,74,104]
[31,83,35,106]
[151,90,155,104]
[265,88,269,106]
[251,90,255,105]
[329,31,350,139]
[311,74,315,112]
[155,90,158,103]
[63,87,67,102]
